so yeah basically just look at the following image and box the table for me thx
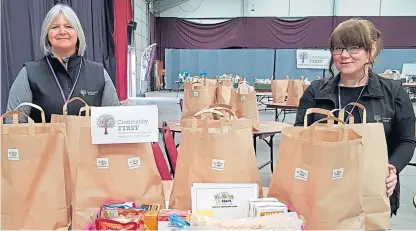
[164,120,292,173]
[265,102,299,122]
[256,92,273,110]
[256,92,272,102]
[175,81,183,97]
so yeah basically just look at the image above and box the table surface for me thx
[165,120,292,135]
[264,102,299,109]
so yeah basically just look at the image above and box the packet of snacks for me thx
[84,201,146,230]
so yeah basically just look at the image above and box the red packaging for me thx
[95,219,138,230]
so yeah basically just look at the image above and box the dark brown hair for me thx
[328,18,383,77]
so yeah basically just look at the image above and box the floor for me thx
[124,91,416,230]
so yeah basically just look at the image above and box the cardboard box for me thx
[248,198,279,217]
[253,203,287,217]
[158,209,190,230]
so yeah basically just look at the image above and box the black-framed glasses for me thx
[331,46,361,55]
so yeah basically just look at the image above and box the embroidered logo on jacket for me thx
[80,89,98,96]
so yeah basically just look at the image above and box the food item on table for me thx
[96,205,146,230]
[158,209,190,230]
[191,212,303,230]
[253,203,287,217]
[95,219,139,230]
[140,204,160,230]
[248,198,279,217]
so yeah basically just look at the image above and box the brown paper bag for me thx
[51,97,91,195]
[182,79,217,118]
[169,107,262,210]
[1,103,70,230]
[268,113,365,230]
[335,103,391,230]
[205,78,219,87]
[72,127,165,229]
[230,84,259,128]
[287,79,304,106]
[216,80,234,104]
[271,79,289,103]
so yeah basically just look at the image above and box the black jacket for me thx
[24,55,105,122]
[294,71,416,213]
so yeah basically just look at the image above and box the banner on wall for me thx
[296,49,331,69]
[139,43,157,93]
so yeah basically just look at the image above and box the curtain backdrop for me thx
[153,16,416,62]
[114,0,132,101]
[1,0,115,113]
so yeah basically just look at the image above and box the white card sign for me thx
[191,183,258,220]
[296,49,331,69]
[90,105,158,144]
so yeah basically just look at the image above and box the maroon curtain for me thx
[153,16,416,62]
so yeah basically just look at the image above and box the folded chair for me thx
[151,142,172,180]
[161,122,178,177]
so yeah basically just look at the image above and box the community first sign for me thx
[296,49,331,69]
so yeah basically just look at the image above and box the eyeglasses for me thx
[331,46,362,55]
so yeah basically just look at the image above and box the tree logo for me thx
[298,52,308,63]
[97,114,116,135]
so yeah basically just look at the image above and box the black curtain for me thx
[1,0,115,113]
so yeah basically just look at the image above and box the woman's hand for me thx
[386,164,398,197]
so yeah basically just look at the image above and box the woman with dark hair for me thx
[294,18,416,216]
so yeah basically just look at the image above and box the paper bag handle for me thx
[79,106,94,116]
[237,83,252,92]
[330,109,355,124]
[342,102,367,124]
[13,102,45,123]
[303,108,334,127]
[310,116,349,141]
[194,108,225,118]
[208,104,243,118]
[63,97,89,115]
[1,111,35,124]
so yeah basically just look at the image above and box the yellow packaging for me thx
[254,203,287,217]
[142,204,160,230]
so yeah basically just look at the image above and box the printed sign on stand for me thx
[90,105,158,144]
[296,49,331,69]
[191,183,258,220]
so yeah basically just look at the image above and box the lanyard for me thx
[46,56,83,103]
[338,85,366,123]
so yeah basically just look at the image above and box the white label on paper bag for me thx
[294,168,308,181]
[332,168,344,180]
[97,158,109,169]
[212,159,225,170]
[193,91,199,97]
[8,149,19,160]
[128,157,141,169]
[241,96,246,101]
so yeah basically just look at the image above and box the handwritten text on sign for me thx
[91,105,158,144]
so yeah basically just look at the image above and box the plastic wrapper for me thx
[189,212,304,230]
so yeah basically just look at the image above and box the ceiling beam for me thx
[154,0,191,14]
